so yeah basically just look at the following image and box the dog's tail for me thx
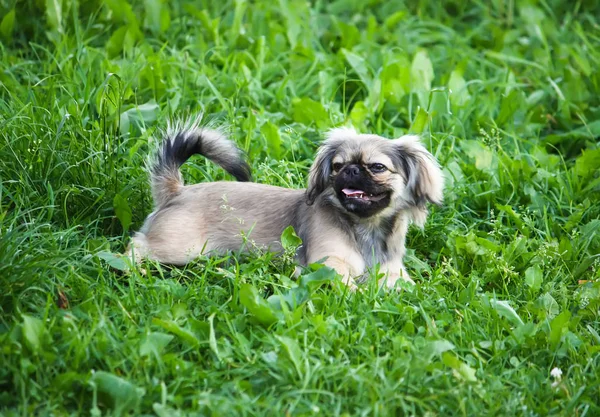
[150,121,251,207]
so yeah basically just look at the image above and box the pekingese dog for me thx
[127,120,444,290]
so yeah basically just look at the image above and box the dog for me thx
[127,120,444,290]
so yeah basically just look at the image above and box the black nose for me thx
[345,164,361,177]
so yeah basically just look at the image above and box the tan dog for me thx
[128,121,444,289]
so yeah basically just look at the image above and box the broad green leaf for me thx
[342,48,372,88]
[279,0,309,48]
[575,149,600,178]
[22,315,44,353]
[537,293,559,320]
[123,22,143,53]
[444,159,464,188]
[153,404,183,417]
[334,19,360,49]
[465,240,487,256]
[292,97,329,128]
[260,121,282,159]
[474,236,501,253]
[208,313,220,360]
[144,0,170,34]
[96,73,122,116]
[45,0,63,33]
[442,352,477,382]
[545,120,600,145]
[230,0,247,42]
[152,318,199,347]
[268,286,309,311]
[380,61,410,104]
[105,25,123,56]
[462,140,495,171]
[276,335,303,375]
[549,310,571,348]
[513,322,537,341]
[570,48,592,77]
[587,325,600,345]
[497,89,525,125]
[411,49,434,106]
[239,284,279,326]
[298,266,337,287]
[409,107,429,134]
[96,250,131,272]
[455,232,497,256]
[120,100,160,137]
[580,220,600,245]
[350,101,369,126]
[185,7,218,40]
[384,11,407,29]
[424,339,455,362]
[524,266,543,292]
[448,68,471,107]
[0,9,15,39]
[411,49,434,91]
[491,299,524,326]
[527,90,546,106]
[104,0,138,24]
[106,24,142,57]
[281,226,302,251]
[113,194,132,232]
[91,371,145,414]
[496,204,525,230]
[285,288,309,309]
[139,332,174,358]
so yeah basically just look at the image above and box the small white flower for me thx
[550,367,562,388]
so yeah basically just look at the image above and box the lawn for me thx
[1,0,599,415]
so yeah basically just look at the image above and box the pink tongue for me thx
[342,188,364,196]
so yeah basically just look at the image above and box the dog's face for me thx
[329,142,396,218]
[307,128,444,223]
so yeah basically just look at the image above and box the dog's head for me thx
[306,127,444,224]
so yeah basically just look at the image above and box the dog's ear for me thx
[391,135,444,226]
[306,142,337,205]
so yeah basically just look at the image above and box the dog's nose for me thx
[345,164,361,177]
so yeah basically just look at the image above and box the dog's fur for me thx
[128,121,444,289]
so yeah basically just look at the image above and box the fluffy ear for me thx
[306,142,336,204]
[392,135,444,225]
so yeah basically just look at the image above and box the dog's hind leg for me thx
[125,232,152,266]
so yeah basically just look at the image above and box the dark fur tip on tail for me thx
[150,124,251,207]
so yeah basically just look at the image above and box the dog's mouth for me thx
[341,188,387,202]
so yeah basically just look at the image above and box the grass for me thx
[1,0,600,415]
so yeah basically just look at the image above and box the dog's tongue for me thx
[342,188,364,197]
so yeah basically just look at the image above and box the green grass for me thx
[1,0,600,415]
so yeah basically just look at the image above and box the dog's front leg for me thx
[320,255,363,290]
[306,252,365,291]
[378,260,415,290]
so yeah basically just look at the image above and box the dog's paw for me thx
[341,275,360,292]
[379,271,415,291]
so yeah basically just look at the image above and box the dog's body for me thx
[128,121,444,289]
[132,182,303,265]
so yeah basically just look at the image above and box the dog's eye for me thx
[332,162,343,171]
[369,163,387,173]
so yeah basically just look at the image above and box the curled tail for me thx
[150,122,251,207]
